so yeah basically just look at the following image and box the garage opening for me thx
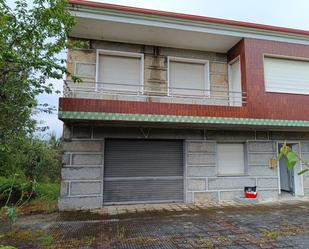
[103,139,184,205]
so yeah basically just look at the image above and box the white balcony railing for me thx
[64,80,246,107]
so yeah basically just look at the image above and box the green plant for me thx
[0,176,37,206]
[35,182,59,201]
[0,246,18,249]
[0,134,62,182]
[39,234,54,246]
[116,225,126,240]
[68,38,90,49]
[277,142,309,175]
[0,0,76,177]
[0,176,56,222]
[5,207,17,223]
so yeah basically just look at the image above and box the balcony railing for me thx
[64,80,247,106]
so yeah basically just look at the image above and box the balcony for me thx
[64,80,247,107]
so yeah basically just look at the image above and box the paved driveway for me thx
[1,200,309,248]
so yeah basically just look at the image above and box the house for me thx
[59,0,309,210]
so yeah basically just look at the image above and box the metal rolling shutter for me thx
[103,139,184,204]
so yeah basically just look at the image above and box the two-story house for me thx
[59,0,309,210]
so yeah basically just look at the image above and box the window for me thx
[217,143,245,176]
[168,57,209,96]
[96,50,143,92]
[264,56,309,95]
[228,57,242,106]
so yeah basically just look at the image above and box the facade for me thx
[59,0,309,210]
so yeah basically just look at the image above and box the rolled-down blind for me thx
[217,143,245,175]
[98,54,141,91]
[169,60,207,95]
[264,57,309,94]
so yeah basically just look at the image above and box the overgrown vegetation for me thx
[0,134,61,222]
[0,134,62,182]
[0,0,74,225]
[0,0,75,152]
[0,176,60,207]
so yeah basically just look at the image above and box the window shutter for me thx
[217,143,245,175]
[169,61,207,96]
[98,54,141,91]
[264,57,309,94]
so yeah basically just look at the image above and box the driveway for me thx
[1,200,309,248]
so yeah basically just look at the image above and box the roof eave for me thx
[68,0,309,47]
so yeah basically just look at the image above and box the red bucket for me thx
[245,192,258,198]
[244,186,258,198]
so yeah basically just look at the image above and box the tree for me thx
[0,0,74,170]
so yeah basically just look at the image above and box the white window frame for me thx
[228,56,242,106]
[216,142,246,177]
[263,53,309,95]
[167,56,210,97]
[95,49,144,93]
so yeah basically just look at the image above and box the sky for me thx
[36,0,309,137]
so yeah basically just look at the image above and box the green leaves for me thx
[0,245,18,249]
[0,0,73,171]
[285,152,298,170]
[6,207,17,223]
[278,143,296,170]
[277,142,309,175]
[298,169,309,175]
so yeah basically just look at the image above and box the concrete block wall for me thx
[66,39,229,104]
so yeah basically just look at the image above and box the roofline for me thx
[69,0,309,37]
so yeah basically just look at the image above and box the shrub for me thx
[0,134,62,182]
[0,177,34,207]
[35,182,59,201]
[0,177,59,207]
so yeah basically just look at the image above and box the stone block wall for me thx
[301,142,309,195]
[59,124,309,210]
[65,39,228,104]
[59,125,104,210]
[186,140,279,203]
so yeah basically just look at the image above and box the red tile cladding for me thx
[59,38,309,122]
[238,38,309,121]
[59,98,248,118]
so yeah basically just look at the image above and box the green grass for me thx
[0,177,59,206]
[38,234,54,246]
[35,182,59,201]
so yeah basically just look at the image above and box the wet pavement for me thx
[1,200,309,248]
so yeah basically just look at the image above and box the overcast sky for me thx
[37,0,309,137]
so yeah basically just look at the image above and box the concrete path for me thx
[1,199,309,248]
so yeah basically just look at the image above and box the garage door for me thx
[103,139,184,204]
